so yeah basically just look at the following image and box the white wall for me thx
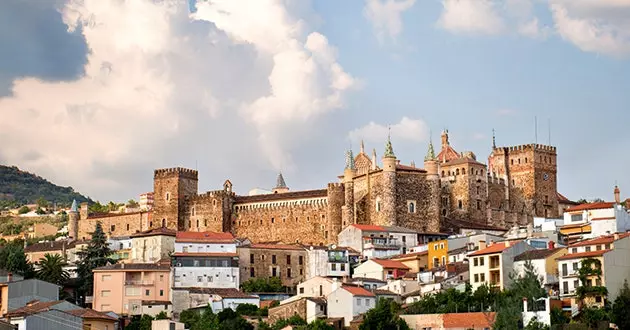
[175,241,236,254]
[305,300,326,323]
[514,259,549,285]
[603,236,630,301]
[353,260,384,281]
[337,227,362,254]
[327,288,375,326]
[210,297,260,313]
[378,279,419,296]
[173,266,239,289]
[108,237,132,251]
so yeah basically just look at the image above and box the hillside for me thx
[0,165,92,206]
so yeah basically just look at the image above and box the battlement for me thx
[487,173,506,186]
[492,144,556,155]
[327,182,344,190]
[189,190,232,202]
[154,167,199,180]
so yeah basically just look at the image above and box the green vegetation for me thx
[241,277,285,293]
[0,239,34,278]
[35,254,70,285]
[179,305,253,330]
[235,303,269,317]
[612,280,630,329]
[0,165,92,206]
[76,222,116,306]
[360,299,409,330]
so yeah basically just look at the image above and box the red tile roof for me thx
[569,233,630,247]
[176,231,235,243]
[469,241,522,257]
[565,202,615,212]
[591,217,616,221]
[556,250,611,260]
[172,252,238,257]
[370,259,410,269]
[351,224,386,231]
[557,192,579,205]
[342,285,375,297]
[7,300,64,317]
[131,227,176,238]
[437,145,460,163]
[442,312,496,328]
[67,308,118,321]
[248,243,304,251]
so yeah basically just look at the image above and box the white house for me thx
[353,259,410,281]
[468,240,534,291]
[327,285,376,326]
[562,199,630,239]
[377,279,420,296]
[207,289,260,313]
[130,227,176,263]
[108,236,132,251]
[513,248,567,293]
[305,246,353,279]
[172,231,239,289]
[296,276,337,297]
[337,224,418,259]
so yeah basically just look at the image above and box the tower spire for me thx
[425,137,436,161]
[492,128,496,149]
[345,149,356,170]
[360,140,365,154]
[384,127,395,158]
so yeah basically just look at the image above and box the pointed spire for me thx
[492,128,496,149]
[275,172,287,188]
[371,149,377,170]
[70,199,78,213]
[384,127,395,158]
[345,149,356,170]
[425,137,436,161]
[360,140,365,154]
[410,160,416,168]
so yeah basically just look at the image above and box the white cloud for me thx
[518,17,550,40]
[363,0,416,43]
[348,117,429,146]
[550,1,630,57]
[437,0,505,35]
[0,0,356,200]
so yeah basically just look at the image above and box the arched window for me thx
[191,208,195,216]
[126,224,130,231]
[442,171,445,177]
[376,198,382,212]
[161,219,166,227]
[196,220,199,228]
[442,209,447,216]
[518,158,521,164]
[408,202,415,213]
[462,168,466,175]
[511,159,514,165]
[458,200,463,209]
[165,192,170,201]
[456,169,460,175]
[149,221,153,228]
[525,157,528,163]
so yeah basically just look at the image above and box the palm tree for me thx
[36,253,70,285]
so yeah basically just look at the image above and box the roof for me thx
[130,227,176,238]
[557,193,579,205]
[94,263,171,271]
[392,251,428,259]
[559,223,591,230]
[25,240,76,253]
[469,241,522,257]
[370,259,411,269]
[441,157,484,166]
[275,173,287,188]
[514,248,564,261]
[341,285,375,297]
[395,164,427,173]
[141,300,172,306]
[172,252,238,257]
[442,312,496,328]
[349,277,387,284]
[235,189,327,203]
[591,217,616,221]
[175,231,235,243]
[6,300,64,317]
[437,144,460,163]
[557,250,612,260]
[88,211,147,220]
[374,289,398,296]
[565,202,615,212]
[66,308,118,321]
[569,233,630,247]
[177,287,258,298]
[70,200,78,212]
[306,297,327,305]
[350,224,417,233]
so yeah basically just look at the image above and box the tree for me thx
[0,242,34,278]
[360,299,409,330]
[75,222,116,305]
[127,199,140,208]
[18,206,30,214]
[35,207,46,215]
[36,197,49,208]
[612,281,630,329]
[241,277,284,293]
[126,315,154,330]
[575,258,607,303]
[36,253,70,285]
[306,318,334,330]
[155,311,169,320]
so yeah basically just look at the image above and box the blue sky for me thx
[0,0,628,203]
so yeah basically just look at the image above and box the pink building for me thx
[93,261,171,316]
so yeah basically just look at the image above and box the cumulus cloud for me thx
[363,0,416,43]
[348,117,429,146]
[550,1,630,57]
[437,0,505,35]
[0,0,356,200]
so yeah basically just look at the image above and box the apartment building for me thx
[337,224,418,259]
[513,247,567,292]
[92,262,171,316]
[468,240,534,291]
[304,246,356,279]
[238,243,308,290]
[172,231,239,289]
[353,259,410,281]
[428,239,448,269]
[130,228,176,263]
[557,233,630,306]
[559,197,630,245]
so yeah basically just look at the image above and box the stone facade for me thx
[238,244,308,290]
[77,211,150,241]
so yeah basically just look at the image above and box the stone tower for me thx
[424,139,441,231]
[342,149,356,227]
[272,173,289,194]
[68,199,79,240]
[153,167,199,231]
[381,134,397,226]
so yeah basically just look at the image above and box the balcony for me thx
[489,256,500,270]
[363,237,401,249]
[125,280,154,286]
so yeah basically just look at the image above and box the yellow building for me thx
[27,223,59,239]
[392,251,428,273]
[428,239,448,269]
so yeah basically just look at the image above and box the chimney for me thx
[614,185,621,204]
[478,240,486,250]
[505,241,511,248]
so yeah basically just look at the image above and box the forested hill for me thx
[0,165,92,206]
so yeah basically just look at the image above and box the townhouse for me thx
[468,240,534,291]
[337,224,418,259]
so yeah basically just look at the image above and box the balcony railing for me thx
[363,238,400,248]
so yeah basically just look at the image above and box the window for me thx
[474,274,479,283]
[563,281,569,294]
[300,269,303,275]
[408,201,416,213]
[341,264,346,271]
[571,214,583,222]
[287,255,291,264]
[250,267,255,277]
[440,243,444,249]
[159,275,164,281]
[197,276,203,283]
[574,280,579,289]
[110,225,116,232]
[572,248,578,254]
[572,262,578,272]
[474,258,478,267]
[585,246,591,252]
[271,218,275,224]
[605,244,611,250]
[331,264,337,271]
[196,220,199,228]
[101,290,111,297]
[480,257,484,266]
[562,264,568,276]
[272,255,277,264]
[250,254,255,263]
[357,298,362,306]
[595,296,602,303]
[299,256,303,265]
[434,244,438,251]
[145,289,150,296]
[261,255,266,261]
[366,299,370,307]
[166,192,170,201]
[160,290,164,297]
[272,267,277,277]
[102,275,111,281]
[480,273,485,282]
[376,199,382,212]
[126,224,130,231]
[191,208,195,216]
[458,200,463,209]
[287,269,292,278]
[442,256,446,266]
[477,200,481,210]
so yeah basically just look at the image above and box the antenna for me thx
[492,128,496,148]
[534,116,538,144]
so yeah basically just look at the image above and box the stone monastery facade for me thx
[69,130,558,245]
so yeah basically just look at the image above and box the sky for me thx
[0,0,629,203]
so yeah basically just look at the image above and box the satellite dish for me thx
[331,244,337,249]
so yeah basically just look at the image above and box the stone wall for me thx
[268,298,307,323]
[238,245,308,289]
[183,191,226,233]
[78,212,149,240]
[395,171,440,233]
[326,183,345,245]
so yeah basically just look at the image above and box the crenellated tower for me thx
[153,167,199,231]
[67,199,79,240]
